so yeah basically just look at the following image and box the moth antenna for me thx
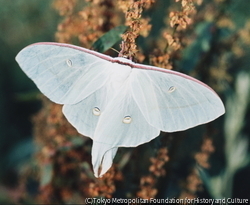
[110,47,120,54]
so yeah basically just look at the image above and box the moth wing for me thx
[15,42,114,104]
[62,85,119,177]
[91,79,160,177]
[62,81,111,138]
[131,67,225,132]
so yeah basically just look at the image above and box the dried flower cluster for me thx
[179,137,214,199]
[150,0,199,69]
[149,49,173,69]
[179,168,203,199]
[53,0,120,47]
[33,96,80,156]
[239,21,250,46]
[166,0,198,49]
[169,0,197,29]
[118,0,154,58]
[87,166,123,198]
[194,137,215,168]
[137,147,169,199]
[149,147,169,177]
[53,0,77,16]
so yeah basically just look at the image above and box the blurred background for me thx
[0,0,250,203]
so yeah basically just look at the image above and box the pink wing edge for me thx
[30,42,219,97]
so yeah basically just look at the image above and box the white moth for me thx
[16,42,225,177]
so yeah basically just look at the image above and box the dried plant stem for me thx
[118,0,153,58]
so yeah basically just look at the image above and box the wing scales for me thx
[91,80,160,176]
[131,68,225,132]
[16,44,113,104]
